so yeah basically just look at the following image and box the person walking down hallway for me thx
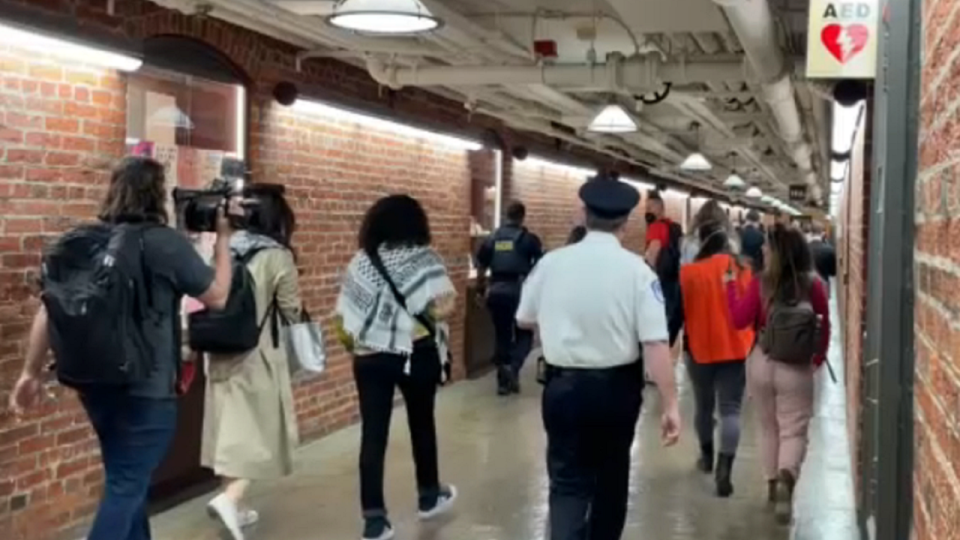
[644,192,682,323]
[475,201,543,395]
[739,210,766,273]
[517,174,681,540]
[727,225,831,525]
[9,157,235,540]
[670,209,755,498]
[335,195,458,540]
[808,222,836,297]
[202,186,302,540]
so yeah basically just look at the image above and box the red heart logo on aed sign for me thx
[821,24,870,64]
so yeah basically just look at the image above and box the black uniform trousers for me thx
[542,362,644,540]
[486,288,533,373]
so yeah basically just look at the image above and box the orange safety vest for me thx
[679,253,755,364]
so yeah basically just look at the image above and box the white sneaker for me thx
[207,493,245,540]
[418,485,458,520]
[238,508,259,528]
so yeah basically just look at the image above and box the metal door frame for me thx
[860,0,922,538]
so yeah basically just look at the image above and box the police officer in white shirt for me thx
[516,173,681,540]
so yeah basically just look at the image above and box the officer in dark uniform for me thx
[476,201,543,395]
[516,174,681,540]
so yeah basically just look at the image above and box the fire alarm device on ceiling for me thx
[533,40,558,59]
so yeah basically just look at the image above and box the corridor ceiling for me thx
[154,0,829,209]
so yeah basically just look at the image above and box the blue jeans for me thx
[80,391,178,540]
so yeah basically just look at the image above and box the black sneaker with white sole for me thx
[418,485,458,520]
[361,516,394,540]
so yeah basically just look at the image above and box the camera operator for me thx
[8,156,234,540]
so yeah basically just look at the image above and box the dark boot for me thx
[496,366,511,395]
[696,442,714,473]
[775,469,796,525]
[767,479,778,505]
[715,453,735,498]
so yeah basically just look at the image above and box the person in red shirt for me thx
[644,192,671,268]
[726,225,831,526]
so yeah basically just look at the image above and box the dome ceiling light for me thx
[723,174,746,189]
[587,104,639,133]
[680,152,712,171]
[327,0,441,34]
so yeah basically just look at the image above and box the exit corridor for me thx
[150,301,856,540]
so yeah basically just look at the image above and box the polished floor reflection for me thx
[153,304,856,540]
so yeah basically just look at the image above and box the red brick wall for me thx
[914,1,960,535]
[837,109,870,499]
[0,41,126,540]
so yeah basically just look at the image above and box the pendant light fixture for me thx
[587,103,638,133]
[327,0,441,34]
[722,153,745,189]
[745,186,763,198]
[680,123,712,171]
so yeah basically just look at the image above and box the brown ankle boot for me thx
[774,469,796,525]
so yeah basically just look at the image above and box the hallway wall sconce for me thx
[292,98,481,150]
[0,21,142,71]
[327,0,442,34]
[587,104,639,134]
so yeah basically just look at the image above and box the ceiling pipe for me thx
[366,53,751,91]
[713,0,813,177]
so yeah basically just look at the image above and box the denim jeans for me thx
[80,391,178,540]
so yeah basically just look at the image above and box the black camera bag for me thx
[188,248,278,355]
[42,222,160,388]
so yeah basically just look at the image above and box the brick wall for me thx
[0,41,126,539]
[837,108,870,498]
[914,0,960,535]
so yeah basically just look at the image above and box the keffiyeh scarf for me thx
[336,245,455,357]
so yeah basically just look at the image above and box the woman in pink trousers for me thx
[726,225,831,525]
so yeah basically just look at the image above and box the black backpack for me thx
[656,220,684,282]
[42,223,159,389]
[188,249,278,355]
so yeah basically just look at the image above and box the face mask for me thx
[644,212,657,224]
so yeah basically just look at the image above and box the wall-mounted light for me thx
[292,98,482,150]
[0,21,142,71]
[521,156,597,178]
[587,104,639,133]
[830,159,850,182]
[832,99,866,155]
[327,0,441,34]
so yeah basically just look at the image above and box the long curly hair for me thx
[98,156,168,224]
[358,194,431,254]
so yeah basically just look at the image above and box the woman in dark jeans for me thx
[8,157,234,540]
[335,195,457,540]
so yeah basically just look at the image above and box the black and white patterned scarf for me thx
[336,245,454,356]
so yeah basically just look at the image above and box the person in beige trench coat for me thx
[202,189,301,540]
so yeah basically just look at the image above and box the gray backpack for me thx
[759,297,820,365]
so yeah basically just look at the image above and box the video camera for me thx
[172,157,253,233]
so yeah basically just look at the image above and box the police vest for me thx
[488,226,532,278]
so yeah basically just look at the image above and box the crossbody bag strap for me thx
[366,250,437,339]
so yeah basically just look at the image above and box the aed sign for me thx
[806,0,879,79]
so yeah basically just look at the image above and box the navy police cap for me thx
[578,173,640,219]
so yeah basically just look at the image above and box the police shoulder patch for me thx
[651,279,664,304]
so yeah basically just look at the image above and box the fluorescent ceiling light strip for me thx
[622,177,655,192]
[293,99,481,151]
[522,156,596,178]
[831,100,866,154]
[234,85,246,161]
[0,21,142,71]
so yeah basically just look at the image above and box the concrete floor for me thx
[152,302,858,540]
